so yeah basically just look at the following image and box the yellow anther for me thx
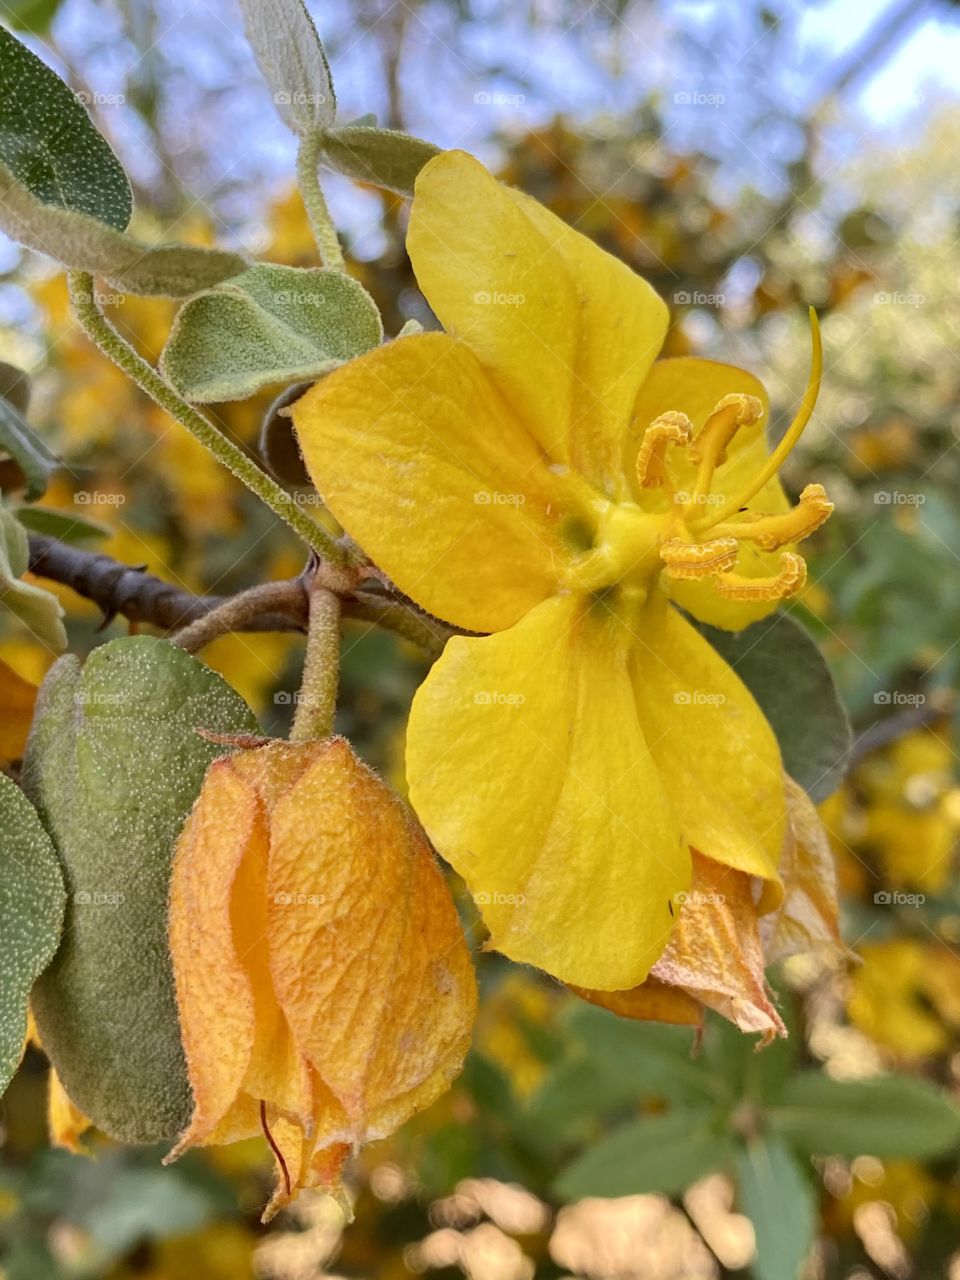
[714,552,807,601]
[688,394,765,506]
[689,394,764,467]
[709,483,834,551]
[635,411,693,489]
[660,536,739,580]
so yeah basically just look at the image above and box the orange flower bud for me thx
[165,737,476,1220]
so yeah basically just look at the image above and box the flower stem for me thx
[296,132,345,271]
[67,271,351,567]
[290,580,342,741]
[172,580,307,653]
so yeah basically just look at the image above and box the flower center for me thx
[561,311,829,610]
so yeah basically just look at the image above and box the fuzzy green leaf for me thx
[771,1071,960,1159]
[24,638,260,1143]
[0,386,59,500]
[0,164,248,297]
[0,773,66,1095]
[238,0,336,133]
[0,26,131,230]
[320,125,440,196]
[0,505,66,650]
[736,1136,816,1280]
[555,1110,734,1201]
[13,505,110,545]
[696,610,850,801]
[160,263,382,402]
[4,0,63,32]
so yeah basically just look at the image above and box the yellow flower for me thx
[847,939,950,1061]
[860,728,958,894]
[292,150,831,992]
[166,737,476,1221]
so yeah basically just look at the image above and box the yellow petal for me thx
[407,593,689,991]
[629,357,792,628]
[760,776,841,964]
[291,332,572,633]
[577,853,784,1041]
[630,592,784,898]
[409,149,668,498]
[266,738,477,1148]
[573,977,702,1029]
[168,758,261,1154]
[49,1067,93,1153]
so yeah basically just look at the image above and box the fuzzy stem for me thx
[290,583,342,741]
[296,132,345,270]
[67,271,351,566]
[172,580,307,653]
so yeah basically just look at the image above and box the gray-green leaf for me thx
[564,1002,716,1105]
[0,164,248,297]
[695,610,850,801]
[0,773,66,1095]
[4,0,63,33]
[0,505,67,650]
[555,1110,734,1201]
[13,505,110,545]
[238,0,336,133]
[736,1136,816,1280]
[23,637,260,1143]
[320,125,440,196]
[770,1070,960,1159]
[0,26,132,230]
[160,263,382,402]
[0,385,59,500]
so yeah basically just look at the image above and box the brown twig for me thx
[26,531,467,654]
[26,532,303,634]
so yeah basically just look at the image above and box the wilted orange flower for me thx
[576,777,840,1041]
[166,736,477,1220]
